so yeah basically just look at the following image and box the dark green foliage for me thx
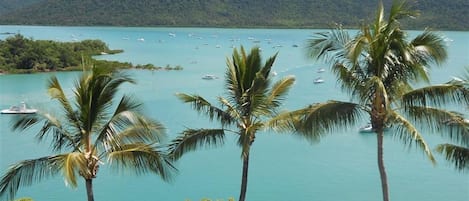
[0,0,467,30]
[0,34,129,73]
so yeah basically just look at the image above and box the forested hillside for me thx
[0,0,467,30]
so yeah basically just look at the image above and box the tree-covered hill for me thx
[0,0,467,30]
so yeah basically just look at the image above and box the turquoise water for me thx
[0,26,468,201]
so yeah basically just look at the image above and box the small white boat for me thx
[1,102,37,114]
[359,124,374,133]
[313,77,324,84]
[317,68,326,73]
[359,124,390,133]
[202,74,219,80]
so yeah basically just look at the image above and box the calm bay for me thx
[0,26,468,201]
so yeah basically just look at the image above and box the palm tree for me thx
[0,67,175,201]
[167,46,295,201]
[280,1,467,201]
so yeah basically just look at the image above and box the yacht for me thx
[1,102,37,114]
[313,77,324,84]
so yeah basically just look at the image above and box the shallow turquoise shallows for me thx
[0,26,468,201]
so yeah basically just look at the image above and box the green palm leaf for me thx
[267,76,295,109]
[176,93,235,126]
[387,111,436,164]
[289,101,363,142]
[435,144,469,171]
[168,128,226,160]
[402,84,469,108]
[403,106,469,146]
[107,143,175,181]
[0,155,64,201]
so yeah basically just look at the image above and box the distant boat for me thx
[270,71,278,76]
[202,74,219,80]
[358,124,374,133]
[137,38,145,42]
[359,124,390,133]
[317,68,326,73]
[169,33,176,37]
[313,77,324,84]
[1,102,37,114]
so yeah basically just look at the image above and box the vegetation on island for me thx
[0,34,184,74]
[0,34,129,73]
[0,0,467,30]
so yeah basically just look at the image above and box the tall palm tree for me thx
[167,46,295,201]
[278,1,467,201]
[0,67,175,201]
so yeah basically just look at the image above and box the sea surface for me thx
[0,26,468,201]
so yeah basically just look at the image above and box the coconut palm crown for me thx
[275,1,469,201]
[168,46,295,201]
[0,67,175,201]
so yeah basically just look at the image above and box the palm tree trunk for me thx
[238,151,250,201]
[85,178,95,201]
[377,130,389,201]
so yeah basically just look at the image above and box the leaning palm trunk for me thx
[377,130,389,201]
[239,152,250,201]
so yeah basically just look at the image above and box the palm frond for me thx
[47,76,81,129]
[388,0,418,22]
[60,152,87,188]
[411,31,448,66]
[403,106,469,146]
[176,93,235,126]
[281,101,363,142]
[0,155,64,201]
[267,76,295,109]
[12,113,80,152]
[97,112,166,153]
[75,68,135,134]
[435,143,469,171]
[167,128,226,160]
[402,83,469,108]
[331,63,367,100]
[96,95,166,151]
[107,143,176,182]
[387,111,436,164]
[306,27,350,64]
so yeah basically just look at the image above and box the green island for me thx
[0,34,183,74]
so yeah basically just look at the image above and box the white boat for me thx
[202,74,219,80]
[313,77,324,84]
[359,124,374,133]
[1,102,37,114]
[359,124,390,133]
[317,68,326,73]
